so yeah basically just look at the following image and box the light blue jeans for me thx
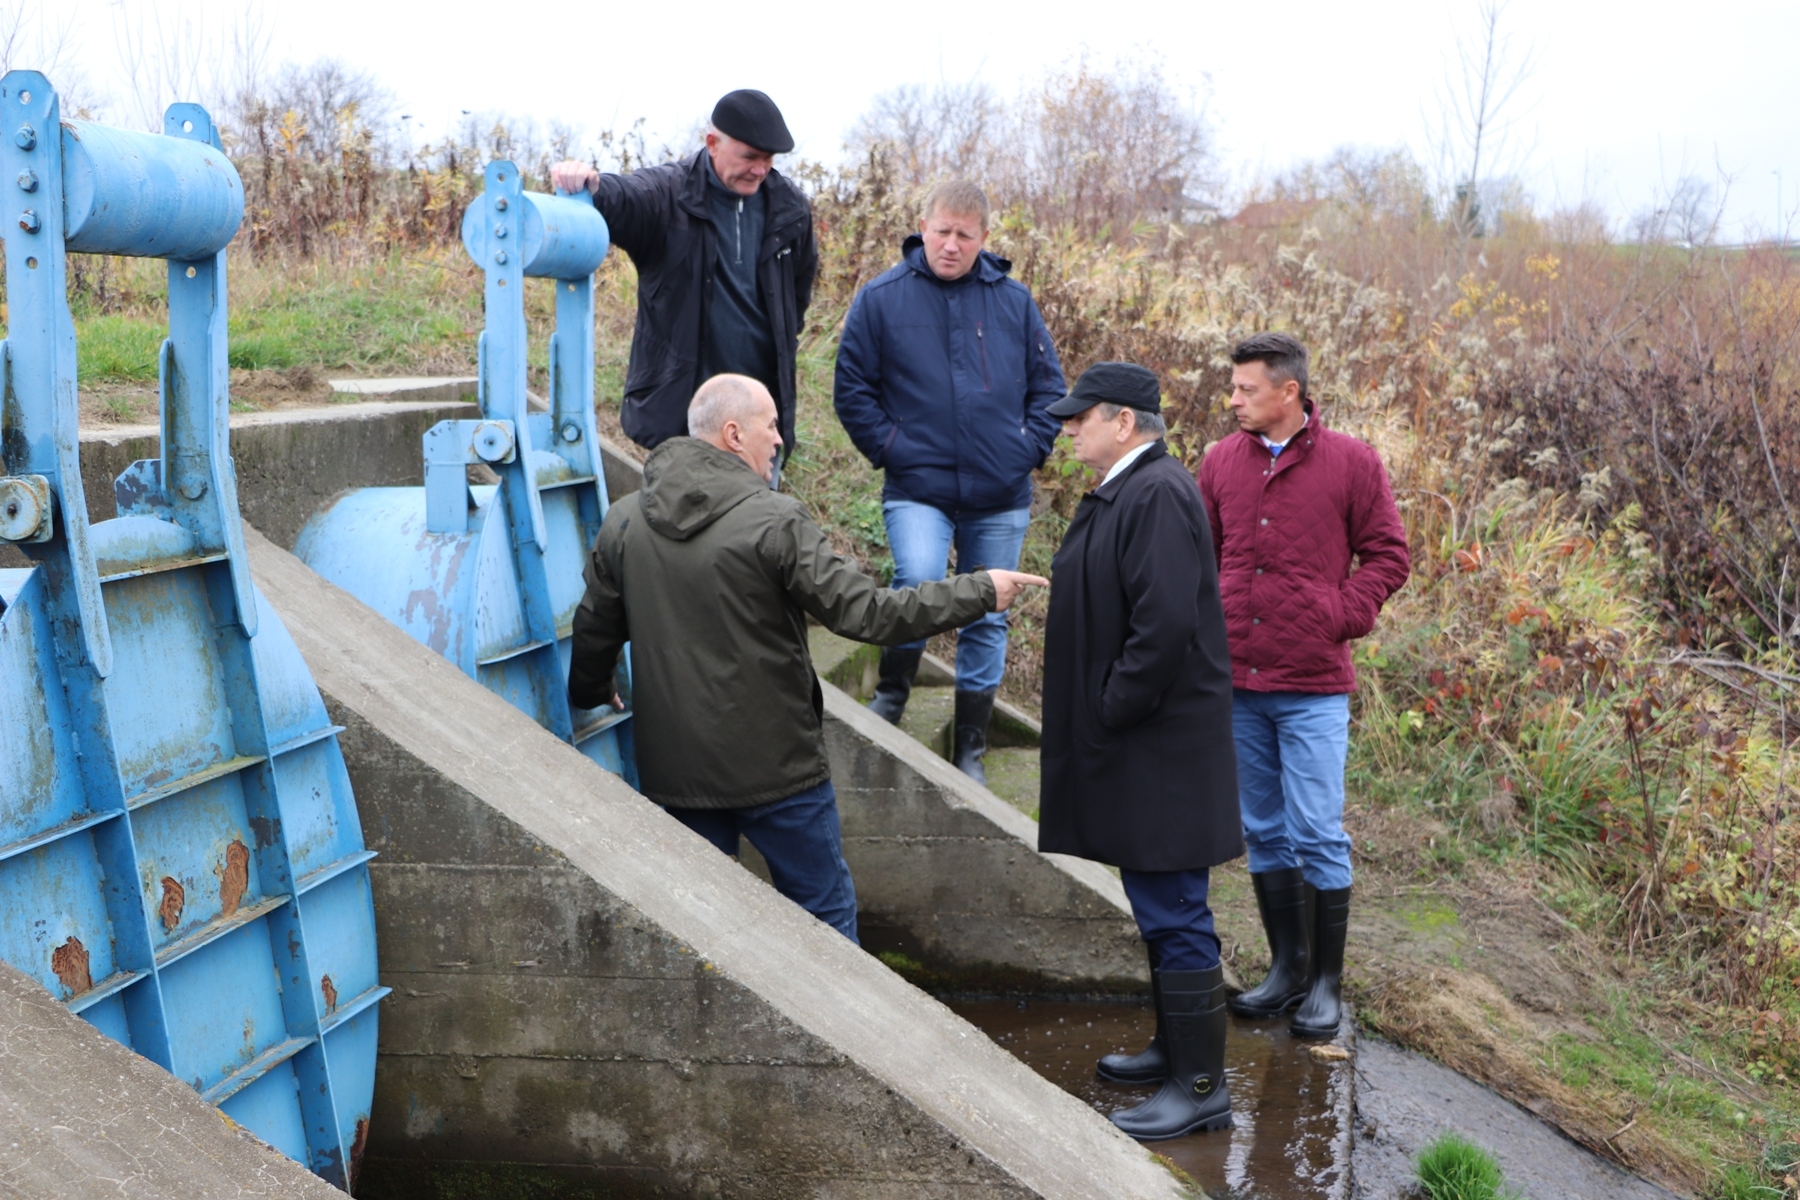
[883,500,1030,692]
[1232,690,1354,891]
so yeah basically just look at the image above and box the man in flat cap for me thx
[1039,362,1242,1141]
[553,90,817,465]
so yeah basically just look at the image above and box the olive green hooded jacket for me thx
[568,437,996,808]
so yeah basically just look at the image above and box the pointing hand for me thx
[988,569,1050,612]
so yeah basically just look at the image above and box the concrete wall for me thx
[246,529,1188,1200]
[597,437,1150,993]
[76,399,478,548]
[0,962,342,1200]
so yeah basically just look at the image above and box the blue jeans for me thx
[665,781,859,942]
[1121,868,1220,972]
[883,500,1030,692]
[1232,690,1354,890]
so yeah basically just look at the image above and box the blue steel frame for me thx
[294,161,635,782]
[0,72,384,1189]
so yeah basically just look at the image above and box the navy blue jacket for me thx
[833,236,1065,513]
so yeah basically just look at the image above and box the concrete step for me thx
[244,527,1189,1199]
[0,961,342,1200]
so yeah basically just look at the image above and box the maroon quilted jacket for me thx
[1198,409,1410,693]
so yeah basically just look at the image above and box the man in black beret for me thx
[1039,362,1244,1141]
[553,91,816,469]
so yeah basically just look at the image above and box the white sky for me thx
[33,0,1800,241]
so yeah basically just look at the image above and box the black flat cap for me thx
[711,89,794,154]
[1046,362,1162,418]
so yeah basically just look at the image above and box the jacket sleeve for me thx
[1198,454,1226,567]
[1338,448,1411,639]
[765,504,995,644]
[567,519,629,710]
[1100,480,1207,733]
[793,200,818,322]
[592,165,674,266]
[832,287,896,467]
[1023,296,1067,463]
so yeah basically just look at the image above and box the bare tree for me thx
[849,78,1003,188]
[1430,0,1538,236]
[1630,172,1726,247]
[0,0,94,114]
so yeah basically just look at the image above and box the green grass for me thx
[76,314,164,381]
[1415,1133,1515,1200]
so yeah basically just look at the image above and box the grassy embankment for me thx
[57,163,1800,1200]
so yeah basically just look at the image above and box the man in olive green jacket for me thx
[569,374,1045,940]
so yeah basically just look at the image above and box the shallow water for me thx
[951,998,1349,1199]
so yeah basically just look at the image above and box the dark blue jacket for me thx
[833,236,1066,513]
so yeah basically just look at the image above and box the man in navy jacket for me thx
[833,180,1065,782]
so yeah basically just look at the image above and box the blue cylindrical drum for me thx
[61,121,244,259]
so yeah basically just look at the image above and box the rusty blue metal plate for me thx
[0,73,384,1190]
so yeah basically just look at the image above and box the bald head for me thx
[688,374,783,482]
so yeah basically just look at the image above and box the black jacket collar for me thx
[679,150,809,253]
[1091,440,1168,502]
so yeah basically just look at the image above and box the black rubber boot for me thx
[1097,959,1166,1085]
[1109,967,1232,1140]
[1227,868,1312,1018]
[1291,886,1351,1039]
[952,688,997,784]
[866,647,922,725]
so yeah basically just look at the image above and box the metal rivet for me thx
[16,168,36,192]
[1260,517,1268,525]
[494,197,508,211]
[493,223,507,238]
[185,265,197,278]
[1253,618,1261,625]
[561,422,582,443]
[14,124,34,150]
[495,250,508,265]
[18,209,38,233]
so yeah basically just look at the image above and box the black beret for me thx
[711,89,794,154]
[1046,362,1162,418]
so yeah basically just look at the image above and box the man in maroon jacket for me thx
[1198,332,1410,1040]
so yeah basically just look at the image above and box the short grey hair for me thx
[688,374,767,438]
[922,179,991,230]
[1097,402,1167,437]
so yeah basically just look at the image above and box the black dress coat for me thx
[1038,441,1244,873]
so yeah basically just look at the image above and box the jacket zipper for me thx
[977,321,991,390]
[735,197,744,265]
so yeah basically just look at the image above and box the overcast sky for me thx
[30,0,1800,241]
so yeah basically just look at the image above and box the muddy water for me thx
[951,999,1349,1199]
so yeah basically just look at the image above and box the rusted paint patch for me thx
[321,973,338,1013]
[402,586,452,654]
[218,839,249,916]
[349,1116,369,1189]
[158,876,185,930]
[51,936,91,995]
[249,814,281,849]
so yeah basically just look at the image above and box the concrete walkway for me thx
[247,528,1190,1199]
[0,962,341,1200]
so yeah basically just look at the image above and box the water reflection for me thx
[950,998,1348,1199]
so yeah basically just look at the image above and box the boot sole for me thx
[1112,1110,1233,1140]
[1289,1017,1342,1039]
[1226,992,1307,1019]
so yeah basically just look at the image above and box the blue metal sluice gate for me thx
[0,73,384,1187]
[295,160,637,784]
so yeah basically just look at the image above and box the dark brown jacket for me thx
[1038,441,1244,872]
[569,437,994,808]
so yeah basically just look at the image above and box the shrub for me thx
[1415,1132,1515,1200]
